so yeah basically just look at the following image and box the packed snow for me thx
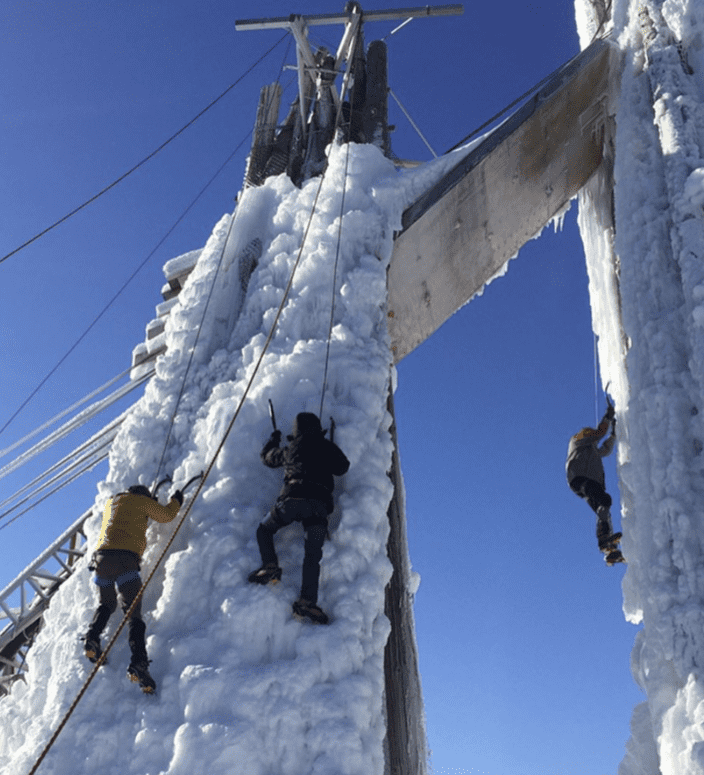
[576,0,704,773]
[0,141,472,775]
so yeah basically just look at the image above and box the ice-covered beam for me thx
[387,39,614,362]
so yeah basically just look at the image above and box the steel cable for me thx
[0,34,288,267]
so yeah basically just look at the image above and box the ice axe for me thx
[152,475,172,499]
[604,382,616,433]
[182,471,204,493]
[268,399,278,432]
[329,417,336,444]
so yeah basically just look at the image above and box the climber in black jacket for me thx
[248,412,349,624]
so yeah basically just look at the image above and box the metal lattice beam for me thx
[0,511,92,696]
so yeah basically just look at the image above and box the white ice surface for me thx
[575,1,704,772]
[0,141,479,775]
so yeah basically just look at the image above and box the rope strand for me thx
[594,331,600,425]
[151,211,239,489]
[318,26,362,419]
[319,137,352,419]
[25,106,338,775]
[152,40,293,487]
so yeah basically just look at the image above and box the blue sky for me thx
[0,2,642,773]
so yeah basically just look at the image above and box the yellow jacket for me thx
[96,492,180,557]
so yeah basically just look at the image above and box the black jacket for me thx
[261,414,350,514]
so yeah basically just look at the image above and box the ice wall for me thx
[0,142,468,775]
[576,1,704,773]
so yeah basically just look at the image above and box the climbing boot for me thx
[127,659,156,693]
[292,597,329,625]
[604,549,626,566]
[598,531,622,552]
[247,564,282,585]
[83,634,103,664]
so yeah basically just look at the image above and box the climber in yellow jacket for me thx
[83,484,182,692]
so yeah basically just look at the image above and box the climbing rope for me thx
[0,37,294,534]
[150,209,239,490]
[318,138,352,420]
[151,39,293,488]
[0,111,292,533]
[594,332,601,425]
[26,75,344,775]
[316,27,364,421]
[0,115,300,535]
[0,33,288,268]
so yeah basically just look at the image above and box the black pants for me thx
[569,477,613,544]
[86,549,147,661]
[256,498,328,605]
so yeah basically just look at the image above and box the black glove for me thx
[270,430,282,444]
[605,403,615,420]
[171,489,184,506]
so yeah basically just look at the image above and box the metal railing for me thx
[0,510,92,696]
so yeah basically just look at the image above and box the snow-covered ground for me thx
[577,1,704,773]
[0,141,471,775]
